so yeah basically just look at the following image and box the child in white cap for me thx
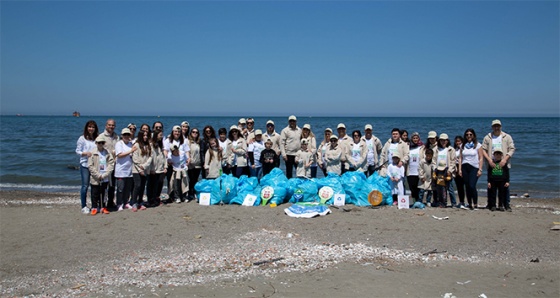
[295,139,314,178]
[388,152,405,205]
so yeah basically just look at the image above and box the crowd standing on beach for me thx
[76,116,515,215]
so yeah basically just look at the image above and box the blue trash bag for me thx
[366,172,393,205]
[194,178,222,205]
[315,173,345,205]
[260,168,289,205]
[287,178,319,203]
[340,171,371,206]
[220,174,238,204]
[231,175,262,206]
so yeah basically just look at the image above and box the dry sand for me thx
[0,190,559,297]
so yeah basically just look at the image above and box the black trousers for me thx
[90,182,108,209]
[285,155,296,179]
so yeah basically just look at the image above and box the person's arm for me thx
[477,145,484,177]
[76,137,92,158]
[458,149,463,177]
[105,152,115,179]
[117,142,136,158]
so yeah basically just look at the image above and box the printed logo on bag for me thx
[318,186,334,201]
[261,186,274,199]
[293,189,304,201]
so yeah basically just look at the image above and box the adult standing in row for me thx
[336,123,351,174]
[147,129,167,207]
[76,120,99,214]
[420,131,438,160]
[264,120,281,167]
[131,130,152,211]
[187,128,202,201]
[453,135,466,208]
[317,128,333,176]
[362,124,383,176]
[115,128,136,210]
[407,132,422,203]
[347,130,367,172]
[482,119,515,211]
[200,125,216,179]
[459,129,483,210]
[102,119,119,208]
[300,124,318,177]
[379,128,409,176]
[164,126,190,201]
[229,125,249,177]
[280,115,301,179]
[436,133,457,207]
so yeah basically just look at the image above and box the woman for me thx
[228,125,249,178]
[435,133,457,207]
[400,129,410,146]
[317,128,333,176]
[324,135,343,175]
[420,131,438,160]
[76,120,99,214]
[200,125,216,179]
[300,124,318,177]
[139,123,151,134]
[147,129,167,207]
[187,128,203,201]
[407,132,422,203]
[164,126,190,202]
[131,130,152,211]
[453,135,467,208]
[181,121,190,140]
[459,129,484,210]
[347,130,367,172]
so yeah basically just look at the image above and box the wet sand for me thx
[0,190,559,297]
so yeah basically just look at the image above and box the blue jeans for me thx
[418,189,432,204]
[250,166,262,181]
[462,163,479,206]
[448,178,457,206]
[80,165,90,208]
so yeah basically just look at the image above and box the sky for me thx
[1,1,558,117]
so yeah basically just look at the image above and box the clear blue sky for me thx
[1,1,558,117]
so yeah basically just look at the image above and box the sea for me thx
[0,116,558,199]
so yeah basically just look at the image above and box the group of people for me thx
[76,116,515,215]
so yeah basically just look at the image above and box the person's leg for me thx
[447,178,456,206]
[407,175,420,202]
[80,166,90,209]
[100,182,108,212]
[310,166,317,178]
[123,177,133,207]
[467,166,480,207]
[107,171,116,208]
[91,184,100,211]
[116,178,124,207]
[166,168,174,200]
[131,173,141,207]
[187,168,200,199]
[146,174,156,205]
[455,168,466,205]
[488,183,497,210]
[285,155,296,179]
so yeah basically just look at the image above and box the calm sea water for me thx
[0,116,558,198]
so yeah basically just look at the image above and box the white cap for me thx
[173,125,181,131]
[324,128,333,133]
[337,123,346,129]
[364,124,373,130]
[238,118,246,124]
[303,124,311,130]
[330,135,338,140]
[492,119,502,126]
[266,120,275,125]
[428,131,437,138]
[121,128,131,135]
[439,133,449,140]
[229,125,239,131]
[288,115,297,121]
[181,121,189,127]
[255,129,263,135]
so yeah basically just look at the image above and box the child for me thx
[259,139,279,176]
[248,130,265,180]
[432,159,452,208]
[204,138,222,179]
[88,135,115,215]
[487,148,511,212]
[388,152,405,205]
[418,148,435,206]
[295,139,314,178]
[168,144,189,203]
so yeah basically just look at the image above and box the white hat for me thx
[337,123,346,129]
[301,139,308,145]
[392,152,401,159]
[492,119,502,126]
[288,115,297,121]
[266,120,275,125]
[437,160,447,171]
[330,135,338,140]
[173,125,181,131]
[428,131,437,138]
[121,128,131,135]
[303,124,311,130]
[170,144,179,151]
[324,128,333,133]
[255,129,263,135]
[364,124,373,130]
[95,135,106,143]
[439,133,449,140]
[229,125,239,132]
[181,121,189,127]
[238,118,246,124]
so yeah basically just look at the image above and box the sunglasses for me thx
[466,133,473,136]
[97,142,106,144]
[154,126,162,129]
[330,139,337,142]
[192,131,199,134]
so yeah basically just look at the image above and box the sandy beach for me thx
[1,190,559,297]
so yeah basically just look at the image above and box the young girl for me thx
[317,128,333,176]
[436,134,457,207]
[388,152,405,205]
[168,144,189,203]
[295,139,314,178]
[418,148,435,206]
[228,125,249,178]
[88,135,114,215]
[300,124,318,178]
[204,138,222,179]
[187,128,202,201]
[131,130,152,211]
[147,129,167,206]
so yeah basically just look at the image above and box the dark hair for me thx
[454,136,464,150]
[168,128,185,144]
[425,148,434,156]
[151,129,163,150]
[202,125,216,141]
[400,129,409,140]
[391,128,400,134]
[218,127,227,135]
[207,138,222,163]
[140,123,151,134]
[228,128,240,141]
[352,130,362,138]
[438,137,449,149]
[152,121,164,131]
[83,120,99,141]
[137,131,152,157]
[189,128,200,144]
[462,128,478,149]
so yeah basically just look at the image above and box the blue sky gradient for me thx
[1,1,558,116]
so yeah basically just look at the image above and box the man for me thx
[379,128,409,176]
[246,118,256,141]
[280,115,301,179]
[102,119,119,208]
[237,118,248,139]
[264,120,282,167]
[336,123,351,174]
[482,119,515,211]
[362,124,383,176]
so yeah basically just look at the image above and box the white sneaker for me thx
[117,205,124,211]
[175,199,181,204]
[124,204,132,209]
[81,206,90,214]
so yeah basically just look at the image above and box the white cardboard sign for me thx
[199,193,211,206]
[242,194,257,206]
[333,194,346,206]
[397,195,409,209]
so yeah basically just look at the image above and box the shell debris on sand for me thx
[1,229,480,297]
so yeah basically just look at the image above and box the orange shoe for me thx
[91,208,98,215]
[101,208,110,214]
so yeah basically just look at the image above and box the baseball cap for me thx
[437,160,447,171]
[492,119,502,126]
[428,131,437,138]
[238,118,246,124]
[303,124,311,130]
[337,123,346,129]
[324,128,333,133]
[255,129,263,135]
[266,120,275,126]
[365,124,373,130]
[439,133,449,140]
[288,115,297,121]
[121,128,131,135]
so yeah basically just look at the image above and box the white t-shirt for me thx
[491,135,503,155]
[98,151,109,183]
[365,138,376,166]
[168,152,187,171]
[248,140,265,167]
[437,147,449,167]
[115,140,133,178]
[408,147,421,176]
[388,163,404,195]
[388,143,398,161]
[163,138,190,155]
[461,143,482,168]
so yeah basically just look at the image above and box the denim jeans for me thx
[447,178,457,206]
[80,165,90,208]
[418,189,432,204]
[462,163,479,206]
[131,173,147,207]
[116,177,133,207]
[250,166,262,181]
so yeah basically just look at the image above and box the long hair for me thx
[83,120,99,141]
[207,138,222,163]
[168,128,185,144]
[189,128,200,144]
[137,131,152,157]
[454,135,464,150]
[151,129,163,150]
[202,125,216,141]
[462,128,478,149]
